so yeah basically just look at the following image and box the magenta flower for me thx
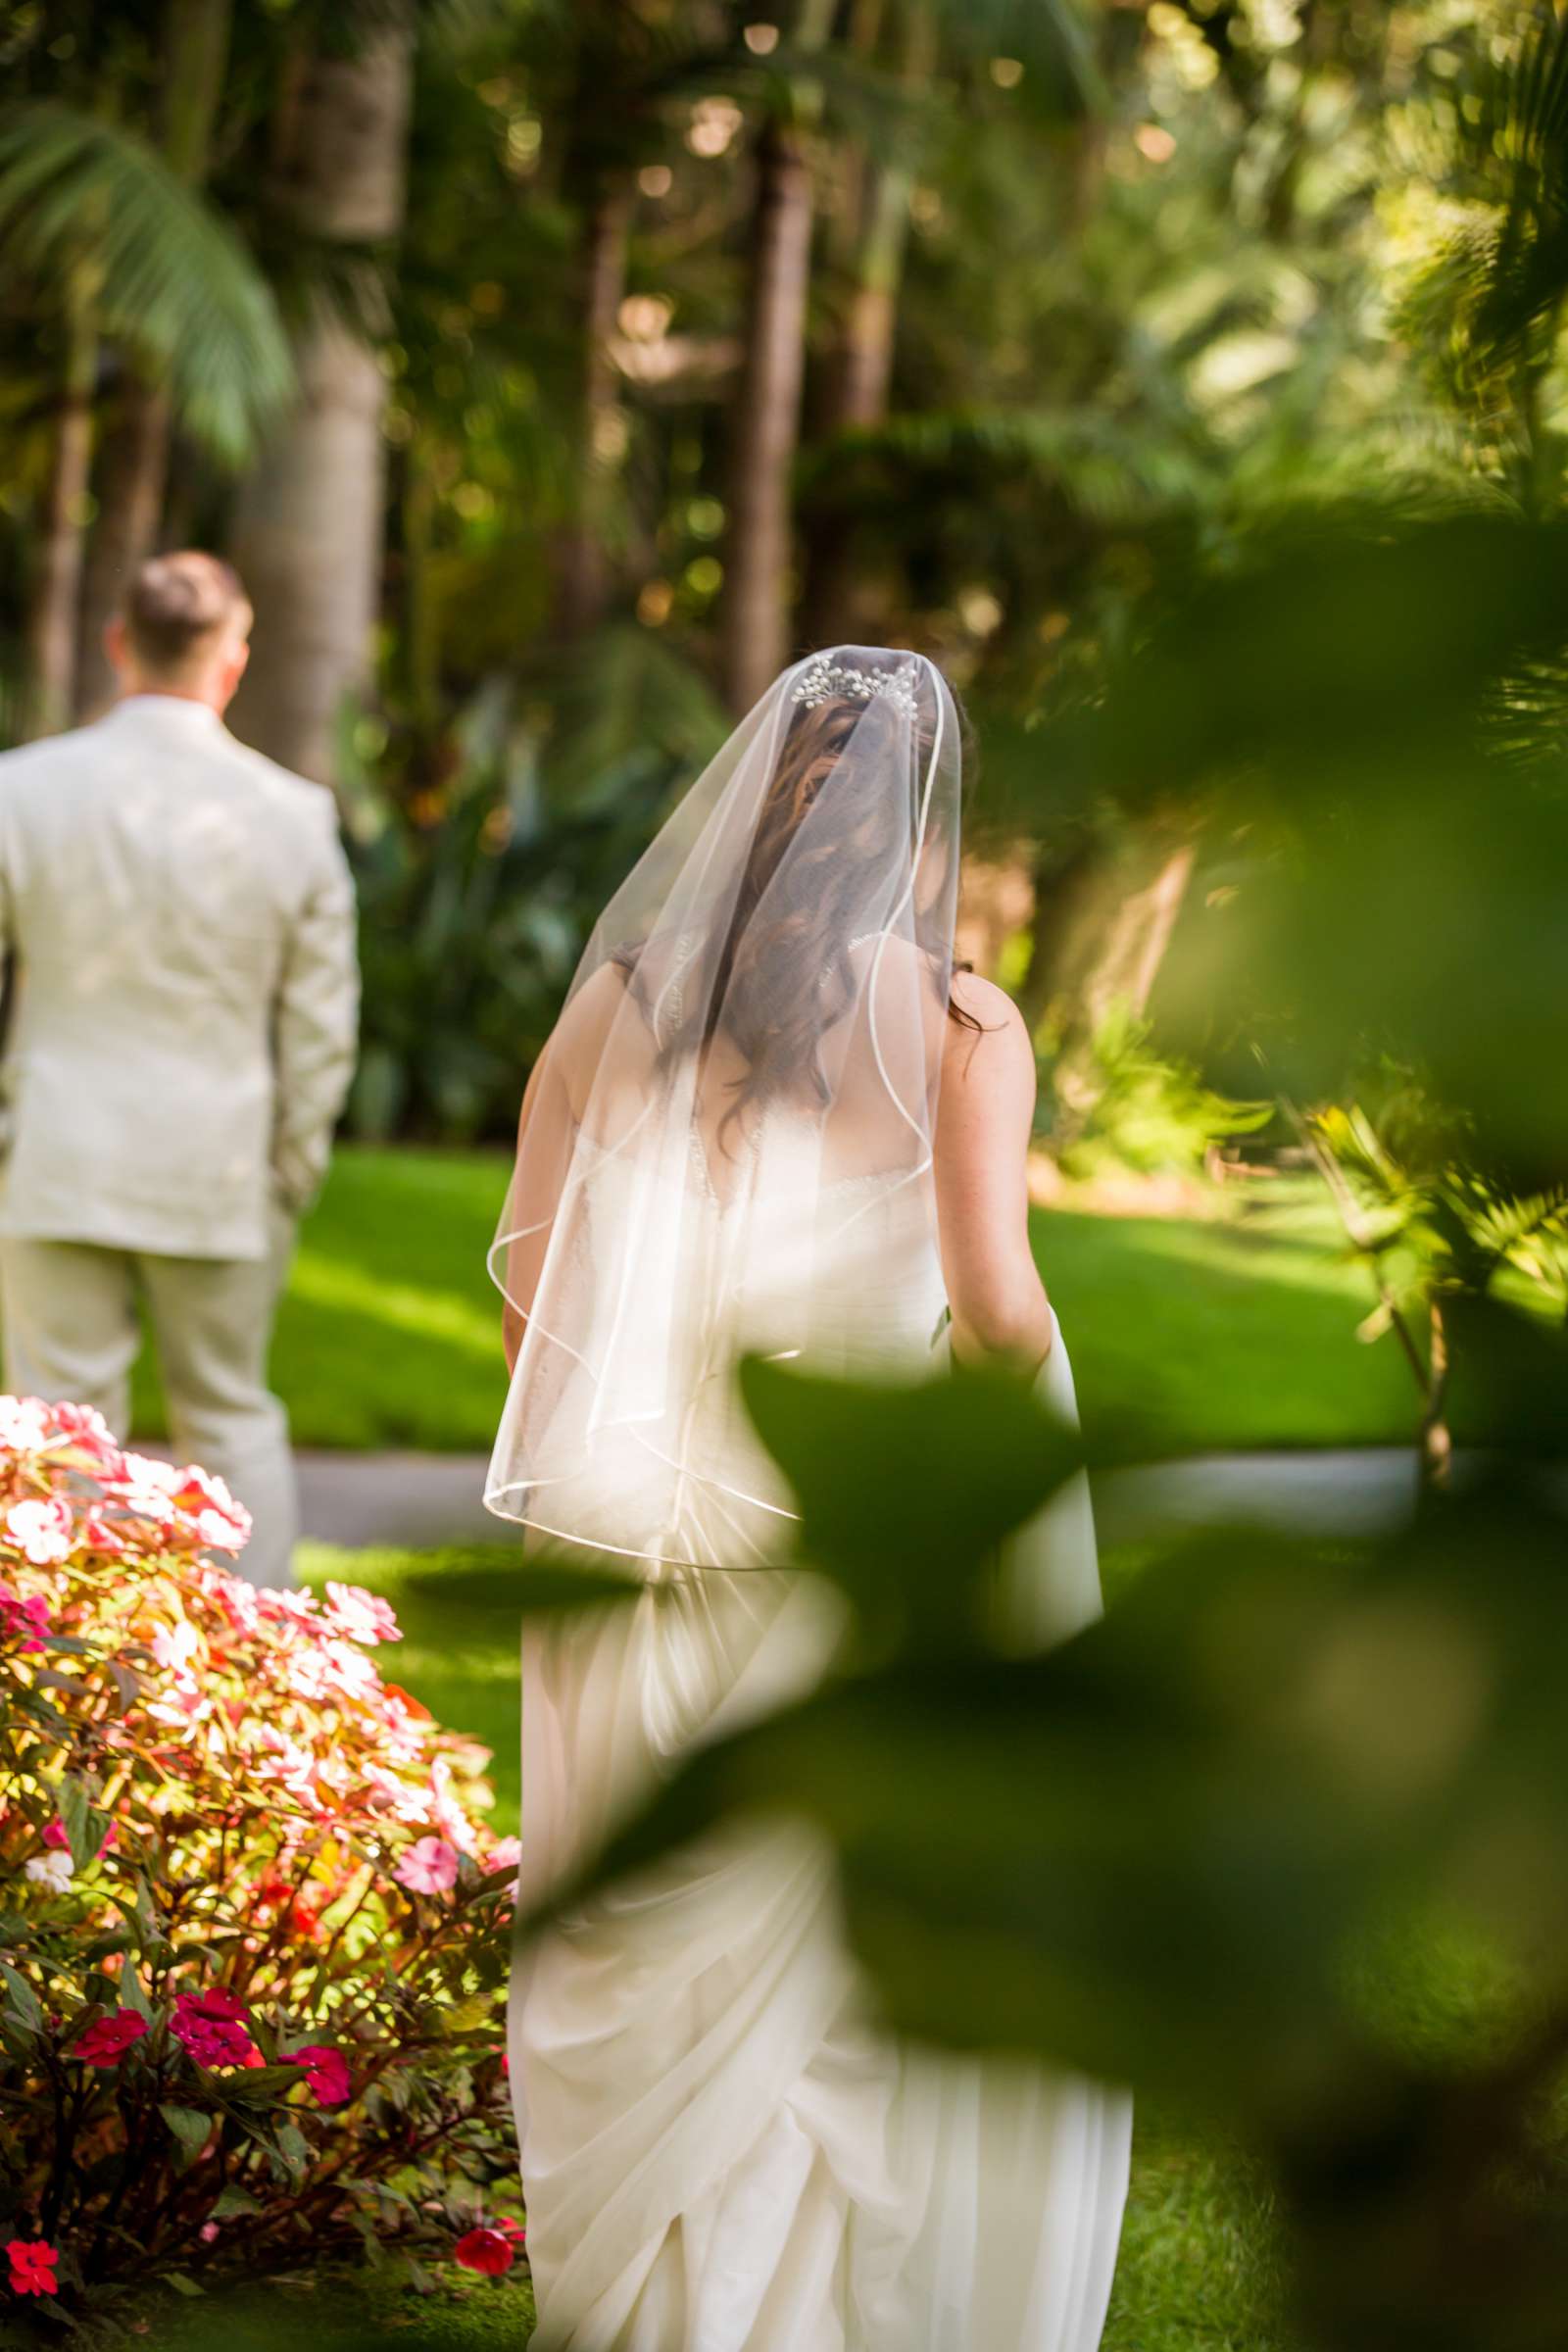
[5,2239,59,2297]
[284,2042,353,2107]
[0,1585,50,1651]
[172,1987,259,2070]
[395,1836,460,1895]
[73,2010,148,2067]
[4,1498,73,1566]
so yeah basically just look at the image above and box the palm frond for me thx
[1456,7,1568,366]
[0,103,293,466]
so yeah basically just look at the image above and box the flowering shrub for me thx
[0,1397,523,2311]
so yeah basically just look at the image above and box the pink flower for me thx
[51,1399,125,1475]
[453,2226,516,2278]
[80,1509,127,1555]
[6,2238,59,2296]
[0,1397,55,1453]
[323,1581,401,1645]
[113,1452,181,1520]
[3,1498,73,1566]
[395,1837,460,1895]
[151,1619,202,1673]
[172,1466,251,1554]
[487,1838,521,1877]
[73,2010,147,2067]
[0,1585,50,1652]
[284,2042,352,2107]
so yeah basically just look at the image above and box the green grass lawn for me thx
[122,1146,1418,1458]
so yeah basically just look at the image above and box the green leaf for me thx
[159,2102,214,2156]
[208,2185,262,2221]
[57,1776,109,1875]
[740,1356,1081,1642]
[0,1961,43,2034]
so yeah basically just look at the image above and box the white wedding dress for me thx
[488,649,1131,2351]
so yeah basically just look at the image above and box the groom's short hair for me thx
[122,552,252,676]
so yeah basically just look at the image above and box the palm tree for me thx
[228,5,415,785]
[0,100,292,733]
[719,0,841,713]
[75,0,235,717]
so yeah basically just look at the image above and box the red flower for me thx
[73,2010,148,2067]
[453,2226,516,2278]
[284,2042,352,2108]
[6,2239,59,2297]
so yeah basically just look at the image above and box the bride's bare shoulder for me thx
[942,971,1036,1112]
[948,970,1031,1048]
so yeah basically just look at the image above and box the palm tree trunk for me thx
[74,380,172,718]
[555,182,633,639]
[798,0,931,649]
[721,0,837,713]
[75,0,234,717]
[826,2,931,434]
[25,272,97,739]
[228,13,413,784]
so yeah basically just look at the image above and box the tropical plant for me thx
[1046,1001,1273,1181]
[0,1396,521,2311]
[1301,1079,1568,1492]
[0,97,292,731]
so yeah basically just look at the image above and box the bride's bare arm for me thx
[933,972,1054,1371]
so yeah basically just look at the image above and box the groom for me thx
[0,552,360,1586]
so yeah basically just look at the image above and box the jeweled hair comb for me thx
[790,655,922,722]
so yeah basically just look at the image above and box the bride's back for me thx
[487,648,963,1566]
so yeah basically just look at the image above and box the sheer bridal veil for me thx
[485,647,963,1566]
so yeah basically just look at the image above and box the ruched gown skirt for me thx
[507,1315,1132,2351]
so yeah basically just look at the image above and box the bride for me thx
[486,648,1131,2350]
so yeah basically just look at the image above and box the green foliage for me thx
[1048,1004,1274,1181]
[347,633,728,1142]
[0,1404,519,2310]
[0,104,292,465]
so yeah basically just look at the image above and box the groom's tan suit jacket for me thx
[0,694,360,1259]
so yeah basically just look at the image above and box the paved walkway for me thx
[291,1445,1446,1554]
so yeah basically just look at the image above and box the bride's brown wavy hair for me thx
[618,656,976,1138]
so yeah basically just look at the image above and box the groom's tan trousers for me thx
[0,1213,298,1590]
